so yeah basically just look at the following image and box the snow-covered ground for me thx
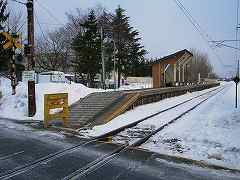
[141,82,240,170]
[0,78,103,120]
[81,81,240,170]
[0,77,151,121]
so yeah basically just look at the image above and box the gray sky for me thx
[9,0,239,77]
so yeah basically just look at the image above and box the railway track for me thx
[93,85,223,140]
[60,86,226,180]
[0,85,226,180]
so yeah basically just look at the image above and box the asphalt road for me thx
[0,118,239,180]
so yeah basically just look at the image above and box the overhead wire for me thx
[35,0,64,26]
[35,11,55,46]
[173,0,226,67]
[16,20,26,32]
[35,0,75,35]
[235,0,239,73]
[9,0,26,5]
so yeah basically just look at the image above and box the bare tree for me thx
[190,49,216,81]
[35,29,71,72]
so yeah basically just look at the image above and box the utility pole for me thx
[238,59,239,77]
[26,0,36,117]
[100,27,105,89]
[113,40,117,90]
[26,0,35,70]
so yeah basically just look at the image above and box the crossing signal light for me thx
[12,33,21,49]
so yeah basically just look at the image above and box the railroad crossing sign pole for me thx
[10,46,17,95]
[0,32,21,95]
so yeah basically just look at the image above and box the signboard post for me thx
[28,81,36,117]
[22,71,36,117]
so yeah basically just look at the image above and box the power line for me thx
[236,0,240,71]
[9,0,26,5]
[35,12,53,45]
[217,43,240,51]
[173,0,226,67]
[38,22,64,26]
[16,20,26,32]
[210,40,240,43]
[35,0,64,26]
[35,0,75,35]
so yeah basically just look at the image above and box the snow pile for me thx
[0,78,103,120]
[0,78,28,119]
[0,77,159,121]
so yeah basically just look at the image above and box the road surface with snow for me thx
[0,118,239,180]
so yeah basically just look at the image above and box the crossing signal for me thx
[0,32,22,49]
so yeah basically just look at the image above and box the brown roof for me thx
[152,49,193,64]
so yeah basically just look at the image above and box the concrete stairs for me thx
[68,91,126,129]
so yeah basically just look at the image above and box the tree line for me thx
[36,6,149,87]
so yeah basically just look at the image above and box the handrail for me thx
[103,93,141,123]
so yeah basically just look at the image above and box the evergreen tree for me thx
[126,29,147,77]
[112,6,146,87]
[0,0,8,31]
[0,0,10,72]
[72,10,101,87]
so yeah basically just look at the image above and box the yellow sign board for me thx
[44,93,69,128]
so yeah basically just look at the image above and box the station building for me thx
[152,49,193,88]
